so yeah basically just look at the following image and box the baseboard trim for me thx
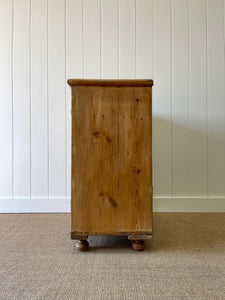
[0,197,70,213]
[0,196,224,213]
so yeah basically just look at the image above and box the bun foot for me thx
[132,239,145,251]
[76,240,89,251]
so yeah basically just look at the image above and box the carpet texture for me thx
[0,213,224,300]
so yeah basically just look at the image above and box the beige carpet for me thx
[0,213,224,300]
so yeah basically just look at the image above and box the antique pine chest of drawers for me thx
[67,79,153,251]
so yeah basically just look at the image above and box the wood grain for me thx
[134,87,152,231]
[70,82,153,236]
[118,87,137,231]
[71,86,119,232]
[68,79,153,87]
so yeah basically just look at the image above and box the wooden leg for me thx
[76,240,89,252]
[132,239,145,251]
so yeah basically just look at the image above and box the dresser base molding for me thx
[71,231,152,251]
[71,231,152,239]
[71,233,88,240]
[128,234,152,240]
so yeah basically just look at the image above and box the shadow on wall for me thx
[152,115,225,197]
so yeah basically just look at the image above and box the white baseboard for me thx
[0,197,70,213]
[0,196,224,213]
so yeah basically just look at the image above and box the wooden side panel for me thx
[118,87,152,232]
[134,87,152,231]
[117,87,137,231]
[71,86,152,234]
[71,86,119,233]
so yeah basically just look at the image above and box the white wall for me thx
[0,0,225,212]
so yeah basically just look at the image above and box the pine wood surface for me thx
[70,82,152,236]
[67,79,153,87]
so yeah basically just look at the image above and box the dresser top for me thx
[67,79,153,87]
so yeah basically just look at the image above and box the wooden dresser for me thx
[67,79,153,251]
